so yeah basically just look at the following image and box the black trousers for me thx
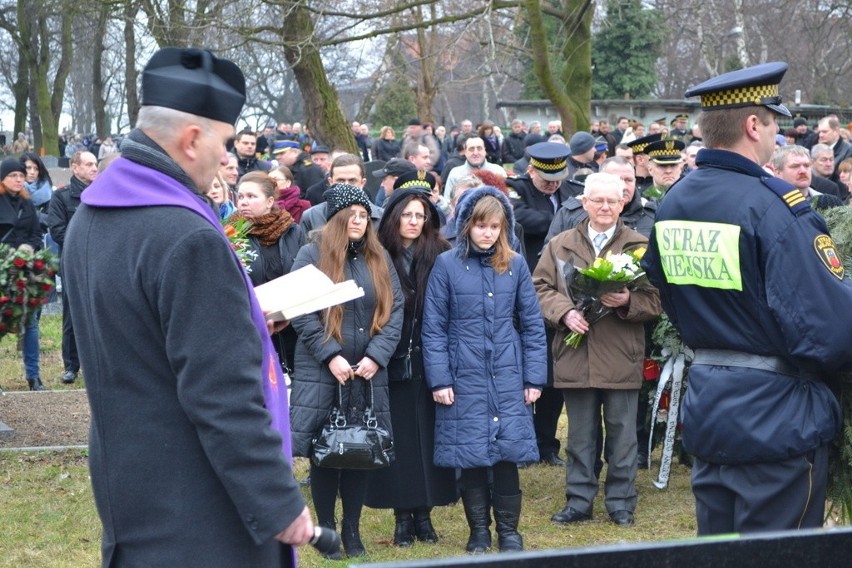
[533,327,563,459]
[61,285,79,373]
[691,445,828,535]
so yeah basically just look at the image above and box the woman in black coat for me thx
[234,172,305,373]
[366,185,457,546]
[372,126,402,161]
[0,158,45,390]
[289,183,403,559]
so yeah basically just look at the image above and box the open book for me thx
[254,264,365,322]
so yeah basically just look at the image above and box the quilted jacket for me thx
[421,186,547,468]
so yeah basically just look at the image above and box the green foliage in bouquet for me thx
[0,245,57,339]
[821,205,852,521]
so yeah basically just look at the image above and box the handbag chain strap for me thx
[334,379,378,429]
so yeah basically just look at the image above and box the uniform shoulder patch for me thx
[303,159,313,166]
[508,189,520,200]
[814,234,845,280]
[761,176,811,215]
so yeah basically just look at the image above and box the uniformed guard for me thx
[642,62,852,535]
[273,139,326,199]
[626,133,662,194]
[642,139,685,201]
[669,114,690,141]
[393,169,436,192]
[507,141,572,468]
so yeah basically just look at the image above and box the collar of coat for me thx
[451,185,519,255]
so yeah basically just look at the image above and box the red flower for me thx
[42,283,53,291]
[33,259,45,271]
[0,296,8,303]
[223,224,236,237]
[41,297,49,304]
[27,298,40,307]
[15,280,27,290]
[0,324,6,332]
[2,309,13,316]
[14,296,24,304]
[13,258,25,268]
[643,358,661,381]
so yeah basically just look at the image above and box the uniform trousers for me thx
[563,388,638,514]
[692,445,828,535]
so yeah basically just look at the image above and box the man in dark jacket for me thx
[502,119,527,163]
[274,140,326,199]
[47,150,98,385]
[62,47,314,565]
[508,142,575,468]
[233,129,271,178]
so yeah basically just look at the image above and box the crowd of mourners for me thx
[4,107,852,560]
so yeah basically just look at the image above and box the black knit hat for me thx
[0,158,25,181]
[326,184,372,220]
[141,47,246,125]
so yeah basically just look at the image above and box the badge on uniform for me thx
[814,234,845,280]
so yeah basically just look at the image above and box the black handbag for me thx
[389,295,417,382]
[311,380,395,470]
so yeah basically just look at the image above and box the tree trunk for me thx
[93,4,109,138]
[13,52,29,145]
[523,0,593,134]
[280,1,356,153]
[124,0,140,127]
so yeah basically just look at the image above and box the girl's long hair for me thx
[377,193,450,308]
[20,152,52,186]
[460,195,514,274]
[318,210,393,342]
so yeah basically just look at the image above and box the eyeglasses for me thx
[349,212,369,222]
[586,197,621,207]
[401,212,428,222]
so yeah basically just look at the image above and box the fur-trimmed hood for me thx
[452,185,517,253]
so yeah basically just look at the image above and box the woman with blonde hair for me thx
[422,186,546,554]
[372,126,401,161]
[289,183,403,559]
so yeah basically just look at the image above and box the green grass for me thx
[0,312,81,392]
[0,312,700,566]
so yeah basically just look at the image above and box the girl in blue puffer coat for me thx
[422,185,547,554]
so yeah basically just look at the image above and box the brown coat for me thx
[533,219,661,389]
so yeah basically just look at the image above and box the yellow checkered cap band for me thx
[632,143,650,153]
[699,83,779,110]
[648,149,682,159]
[530,157,567,172]
[397,180,432,190]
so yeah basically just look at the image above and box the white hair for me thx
[583,172,624,199]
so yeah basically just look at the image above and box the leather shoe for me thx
[551,505,591,524]
[540,453,566,467]
[609,510,634,526]
[61,371,78,384]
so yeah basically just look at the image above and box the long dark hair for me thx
[20,152,52,186]
[378,192,449,309]
[318,210,393,343]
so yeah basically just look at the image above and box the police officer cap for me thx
[372,158,416,178]
[141,47,245,125]
[626,133,662,155]
[645,139,685,165]
[311,145,331,155]
[527,142,571,181]
[670,114,688,126]
[685,61,791,117]
[272,140,300,154]
[393,170,436,192]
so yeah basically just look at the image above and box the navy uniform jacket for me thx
[507,174,572,271]
[642,149,852,465]
[290,152,326,199]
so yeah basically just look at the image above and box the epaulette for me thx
[303,159,313,166]
[761,175,811,216]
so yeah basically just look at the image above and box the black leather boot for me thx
[461,486,491,554]
[393,509,415,547]
[413,507,438,543]
[493,492,523,552]
[318,519,342,560]
[340,517,365,557]
[27,377,45,391]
